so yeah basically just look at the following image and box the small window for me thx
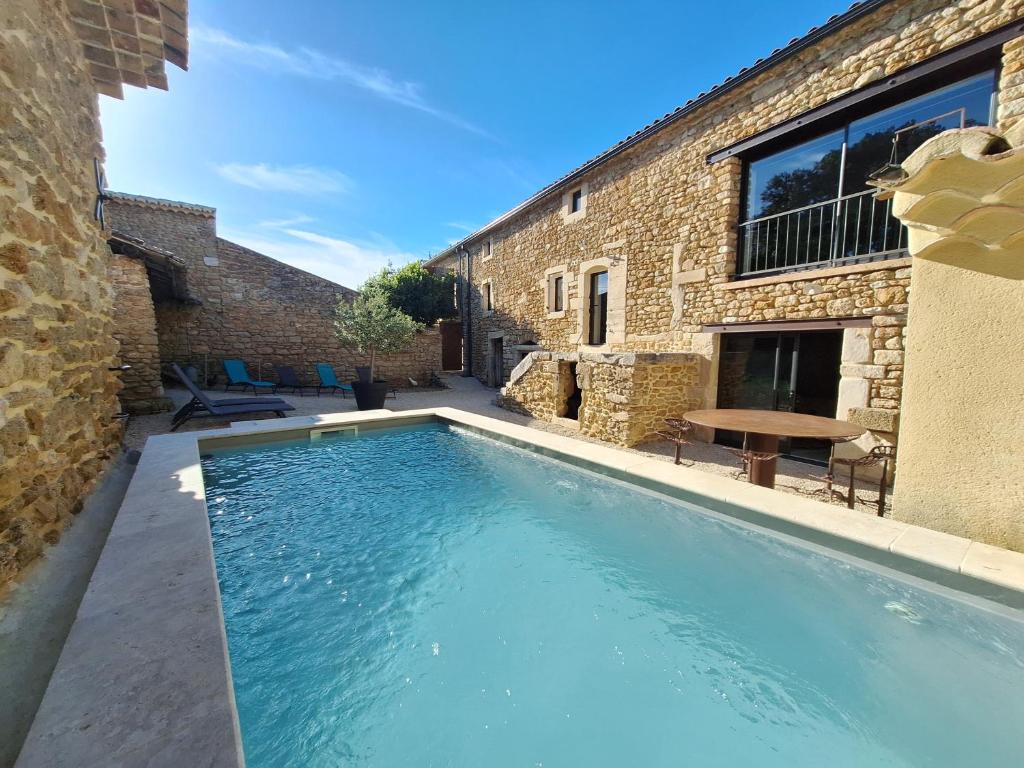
[484,282,493,312]
[570,188,583,214]
[588,271,608,345]
[484,239,493,258]
[553,275,564,311]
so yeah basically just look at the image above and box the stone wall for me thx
[500,351,703,446]
[453,0,1024,448]
[0,0,123,584]
[107,254,172,414]
[106,199,443,387]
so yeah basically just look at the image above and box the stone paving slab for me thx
[16,434,243,768]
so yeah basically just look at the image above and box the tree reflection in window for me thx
[740,71,995,273]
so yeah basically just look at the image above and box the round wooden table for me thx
[683,409,866,489]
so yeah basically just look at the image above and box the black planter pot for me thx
[351,381,389,410]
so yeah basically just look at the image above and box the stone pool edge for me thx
[16,407,1024,767]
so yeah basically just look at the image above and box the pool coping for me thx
[16,407,1024,766]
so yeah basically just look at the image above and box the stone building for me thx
[428,0,1024,463]
[1,0,190,583]
[105,193,442,413]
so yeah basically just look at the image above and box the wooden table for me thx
[683,409,866,489]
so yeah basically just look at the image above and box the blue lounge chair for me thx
[223,358,276,395]
[170,364,294,431]
[316,363,353,397]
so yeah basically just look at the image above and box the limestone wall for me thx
[500,351,703,446]
[0,0,122,583]
[106,200,443,386]
[107,254,172,414]
[458,0,1024,445]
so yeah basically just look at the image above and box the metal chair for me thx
[816,435,860,502]
[726,433,780,483]
[656,418,694,465]
[831,444,896,516]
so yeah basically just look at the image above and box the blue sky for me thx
[100,0,853,288]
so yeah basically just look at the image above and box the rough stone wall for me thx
[498,355,559,422]
[107,254,172,414]
[998,36,1024,131]
[105,200,443,386]
[500,351,703,446]
[0,0,122,583]
[625,356,705,444]
[460,0,1024,444]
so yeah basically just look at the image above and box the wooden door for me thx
[439,320,463,371]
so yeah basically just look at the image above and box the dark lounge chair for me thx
[275,365,312,396]
[170,364,294,431]
[223,358,276,395]
[316,363,354,397]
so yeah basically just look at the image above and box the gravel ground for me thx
[125,373,888,515]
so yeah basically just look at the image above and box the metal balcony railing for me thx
[737,189,907,277]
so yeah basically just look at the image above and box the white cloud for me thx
[215,163,351,195]
[445,221,476,233]
[192,26,488,136]
[220,227,416,289]
[258,213,315,228]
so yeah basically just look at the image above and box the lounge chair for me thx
[275,365,311,397]
[223,358,276,395]
[316,363,353,397]
[170,364,294,431]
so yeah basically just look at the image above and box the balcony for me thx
[737,189,906,278]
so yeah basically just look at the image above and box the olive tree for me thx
[334,288,422,381]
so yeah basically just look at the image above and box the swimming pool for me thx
[202,422,1024,767]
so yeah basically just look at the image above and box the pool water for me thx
[202,424,1024,767]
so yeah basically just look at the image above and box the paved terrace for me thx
[128,374,887,515]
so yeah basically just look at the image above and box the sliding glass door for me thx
[716,330,843,463]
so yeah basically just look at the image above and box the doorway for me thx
[560,362,582,420]
[715,330,843,463]
[488,336,504,387]
[440,320,463,371]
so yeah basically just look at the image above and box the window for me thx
[553,275,564,312]
[739,71,996,277]
[483,239,493,259]
[484,281,493,312]
[588,271,608,345]
[563,183,587,220]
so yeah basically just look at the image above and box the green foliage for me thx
[334,287,422,379]
[361,261,456,326]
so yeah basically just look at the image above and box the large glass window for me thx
[739,71,996,276]
[588,271,608,345]
[842,73,995,193]
[746,130,845,221]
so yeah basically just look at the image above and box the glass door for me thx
[715,330,843,464]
